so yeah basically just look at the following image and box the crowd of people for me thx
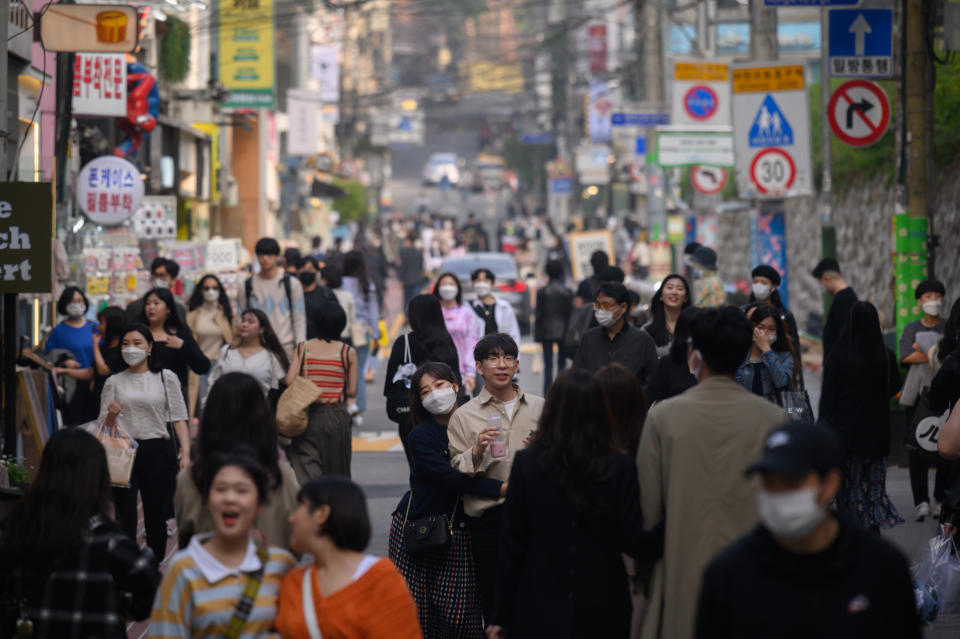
[4,220,959,639]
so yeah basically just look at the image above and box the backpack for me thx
[245,273,295,337]
[385,334,416,424]
[563,303,594,355]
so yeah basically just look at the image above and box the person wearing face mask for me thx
[389,362,505,637]
[747,265,800,351]
[297,256,339,340]
[45,286,98,425]
[239,237,307,360]
[469,268,521,345]
[819,301,903,531]
[572,282,658,386]
[125,258,188,326]
[186,274,236,414]
[696,422,921,639]
[100,325,191,563]
[735,305,797,401]
[897,280,948,520]
[636,307,784,639]
[434,272,482,394]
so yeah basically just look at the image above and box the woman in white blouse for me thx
[100,324,190,562]
[203,309,290,407]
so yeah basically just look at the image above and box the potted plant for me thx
[1,455,29,491]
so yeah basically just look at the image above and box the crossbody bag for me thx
[223,544,270,639]
[401,491,459,557]
[159,371,180,459]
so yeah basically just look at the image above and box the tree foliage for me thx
[333,178,369,223]
[159,17,191,83]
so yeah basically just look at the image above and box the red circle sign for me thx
[827,80,890,147]
[683,85,718,121]
[749,149,796,196]
[690,165,727,195]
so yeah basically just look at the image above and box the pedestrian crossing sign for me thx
[749,95,793,147]
[397,115,413,131]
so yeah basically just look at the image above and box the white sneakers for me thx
[916,502,931,521]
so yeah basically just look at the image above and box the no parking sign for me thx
[671,60,730,127]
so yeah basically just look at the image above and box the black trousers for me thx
[541,340,567,396]
[469,505,503,625]
[113,438,177,564]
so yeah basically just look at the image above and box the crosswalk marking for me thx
[353,431,404,452]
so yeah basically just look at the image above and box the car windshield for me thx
[442,256,517,282]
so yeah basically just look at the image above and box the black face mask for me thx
[299,271,317,287]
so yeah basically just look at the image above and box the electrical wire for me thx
[7,0,52,42]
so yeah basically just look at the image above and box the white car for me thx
[422,153,460,186]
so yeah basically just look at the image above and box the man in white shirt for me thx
[469,268,521,345]
[238,237,306,359]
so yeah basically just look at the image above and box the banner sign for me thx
[73,53,128,117]
[219,0,275,108]
[0,183,53,294]
[750,208,789,308]
[76,156,145,226]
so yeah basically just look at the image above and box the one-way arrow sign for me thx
[849,13,871,56]
[829,9,893,78]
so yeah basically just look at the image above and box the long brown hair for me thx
[237,309,290,371]
[595,363,647,457]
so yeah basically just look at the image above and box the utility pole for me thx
[819,4,834,264]
[0,0,15,456]
[903,0,932,273]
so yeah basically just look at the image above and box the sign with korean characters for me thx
[76,155,145,225]
[219,0,275,108]
[671,61,731,126]
[732,62,813,199]
[72,53,127,117]
[0,183,53,294]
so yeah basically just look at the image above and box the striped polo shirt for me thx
[148,534,295,639]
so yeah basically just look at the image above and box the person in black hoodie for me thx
[696,421,921,639]
[534,259,573,395]
[812,257,858,359]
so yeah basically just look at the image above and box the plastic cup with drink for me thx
[488,412,507,458]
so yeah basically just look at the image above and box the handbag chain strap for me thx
[223,544,269,639]
[402,487,460,534]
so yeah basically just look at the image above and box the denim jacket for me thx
[735,350,794,398]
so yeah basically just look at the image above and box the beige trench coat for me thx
[636,376,785,639]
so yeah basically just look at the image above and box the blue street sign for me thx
[551,178,573,194]
[397,116,412,131]
[635,137,647,156]
[521,132,555,145]
[764,0,857,5]
[748,95,793,148]
[829,9,892,56]
[611,113,669,127]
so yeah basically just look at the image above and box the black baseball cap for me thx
[745,421,844,479]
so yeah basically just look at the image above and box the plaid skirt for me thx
[388,510,484,639]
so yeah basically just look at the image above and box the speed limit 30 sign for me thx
[749,149,796,196]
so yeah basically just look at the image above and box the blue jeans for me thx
[355,344,369,412]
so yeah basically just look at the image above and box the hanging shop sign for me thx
[0,183,53,294]
[219,0,275,108]
[76,155,144,226]
[40,4,138,53]
[72,53,127,117]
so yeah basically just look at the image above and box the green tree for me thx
[333,178,369,223]
[159,17,191,83]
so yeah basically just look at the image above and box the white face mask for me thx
[923,300,943,317]
[687,348,703,379]
[422,386,457,416]
[756,487,826,541]
[594,308,621,328]
[768,333,777,346]
[66,303,86,318]
[203,288,220,303]
[752,282,772,300]
[121,346,148,367]
[474,282,493,298]
[152,278,170,289]
[438,284,459,301]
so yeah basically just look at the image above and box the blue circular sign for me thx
[684,85,718,121]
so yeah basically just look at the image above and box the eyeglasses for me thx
[593,302,621,312]
[484,354,517,364]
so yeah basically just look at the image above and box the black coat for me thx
[818,347,899,457]
[494,448,663,639]
[822,287,858,359]
[696,518,921,639]
[534,280,573,342]
[150,331,211,410]
[647,355,697,404]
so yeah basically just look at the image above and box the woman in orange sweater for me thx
[275,477,422,639]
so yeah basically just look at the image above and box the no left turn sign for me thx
[827,80,890,147]
[691,165,728,194]
[750,148,796,196]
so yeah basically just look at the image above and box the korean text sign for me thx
[76,156,145,226]
[0,183,53,294]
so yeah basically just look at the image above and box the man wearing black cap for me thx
[812,257,857,359]
[696,422,921,639]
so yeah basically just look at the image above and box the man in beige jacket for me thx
[637,306,785,639]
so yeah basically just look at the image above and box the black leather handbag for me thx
[402,492,458,557]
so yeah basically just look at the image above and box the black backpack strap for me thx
[340,343,349,403]
[244,276,253,308]
[281,274,296,339]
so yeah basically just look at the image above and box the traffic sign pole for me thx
[820,3,836,325]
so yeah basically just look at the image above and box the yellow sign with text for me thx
[674,61,729,82]
[462,61,524,94]
[732,64,805,93]
[219,0,275,108]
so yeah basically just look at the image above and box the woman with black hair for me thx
[99,324,191,561]
[434,271,481,393]
[487,368,663,639]
[175,371,301,549]
[186,274,236,413]
[277,477,421,638]
[285,302,358,483]
[930,298,960,413]
[388,362,504,638]
[748,264,801,351]
[203,309,289,407]
[342,250,382,423]
[138,286,211,412]
[734,304,797,400]
[646,306,700,404]
[384,294,461,456]
[91,306,126,417]
[45,286,98,425]
[0,429,160,638]
[819,301,903,531]
[643,273,691,358]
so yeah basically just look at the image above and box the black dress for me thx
[149,330,211,410]
[494,448,663,639]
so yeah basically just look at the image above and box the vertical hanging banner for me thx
[671,60,731,127]
[72,53,128,117]
[750,207,789,308]
[310,45,340,103]
[732,62,812,199]
[586,24,607,73]
[287,89,319,156]
[219,0,275,108]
